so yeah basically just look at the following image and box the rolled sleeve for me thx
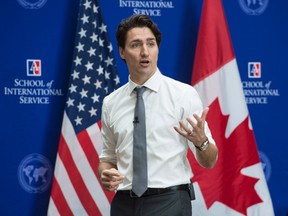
[99,99,117,165]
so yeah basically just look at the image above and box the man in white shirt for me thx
[98,14,218,216]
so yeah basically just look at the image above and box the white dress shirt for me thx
[100,68,215,190]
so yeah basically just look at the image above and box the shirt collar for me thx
[128,68,162,95]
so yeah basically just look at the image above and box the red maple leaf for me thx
[188,98,263,215]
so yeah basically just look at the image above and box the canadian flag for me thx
[189,0,275,215]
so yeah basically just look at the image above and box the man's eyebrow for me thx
[146,37,156,41]
[130,37,156,43]
[130,39,142,43]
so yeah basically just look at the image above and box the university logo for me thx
[27,59,41,76]
[17,153,53,193]
[259,151,272,181]
[17,0,47,9]
[239,0,269,15]
[248,62,261,78]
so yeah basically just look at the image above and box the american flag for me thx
[47,0,120,215]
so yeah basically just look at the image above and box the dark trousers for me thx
[111,190,192,216]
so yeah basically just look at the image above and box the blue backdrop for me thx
[0,0,287,215]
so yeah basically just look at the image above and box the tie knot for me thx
[135,86,146,97]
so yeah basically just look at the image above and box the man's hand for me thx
[174,107,218,168]
[99,168,125,191]
[174,107,209,147]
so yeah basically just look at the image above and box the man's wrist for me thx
[195,138,209,151]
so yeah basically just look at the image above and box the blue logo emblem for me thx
[17,0,47,9]
[239,0,269,15]
[18,153,53,193]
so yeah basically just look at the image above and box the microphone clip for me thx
[133,117,139,124]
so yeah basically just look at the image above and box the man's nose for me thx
[140,45,149,56]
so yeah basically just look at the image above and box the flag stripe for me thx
[49,177,73,216]
[194,60,248,137]
[192,0,234,86]
[52,153,87,215]
[61,113,103,215]
[78,124,115,206]
[77,129,99,176]
[87,121,104,155]
[47,197,61,216]
[58,134,100,215]
[64,112,112,215]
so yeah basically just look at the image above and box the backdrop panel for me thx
[0,0,287,215]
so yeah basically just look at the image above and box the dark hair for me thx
[116,14,162,49]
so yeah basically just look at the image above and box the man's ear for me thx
[119,47,124,60]
[119,47,126,62]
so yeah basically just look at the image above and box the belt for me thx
[117,184,190,198]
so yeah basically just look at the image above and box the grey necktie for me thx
[132,87,148,197]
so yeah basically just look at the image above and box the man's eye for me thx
[131,44,139,48]
[148,42,155,47]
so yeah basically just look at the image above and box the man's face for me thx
[119,27,159,84]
